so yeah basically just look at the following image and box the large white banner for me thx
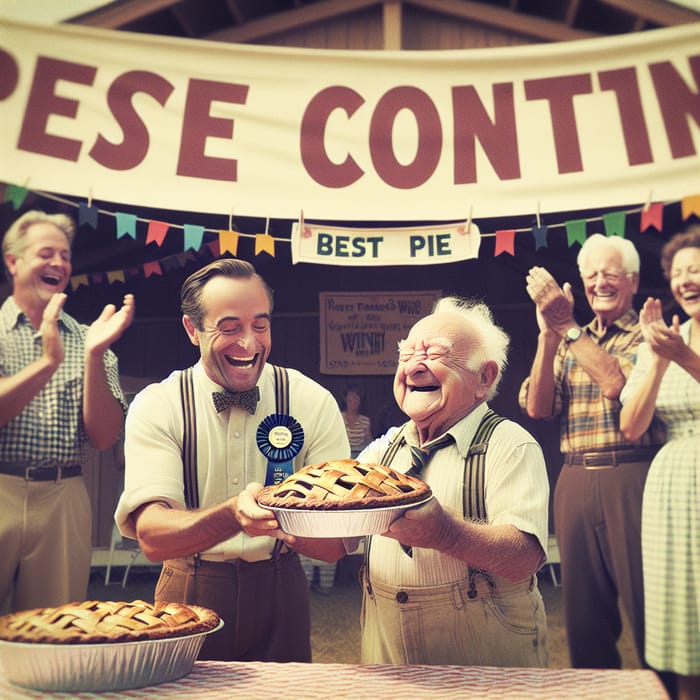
[1,18,699,221]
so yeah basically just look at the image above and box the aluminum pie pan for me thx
[0,619,223,692]
[263,495,434,537]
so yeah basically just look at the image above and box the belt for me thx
[565,447,659,469]
[0,462,82,481]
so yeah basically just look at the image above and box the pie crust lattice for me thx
[257,459,431,510]
[0,600,219,645]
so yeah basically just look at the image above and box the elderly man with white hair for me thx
[357,296,549,668]
[520,234,665,672]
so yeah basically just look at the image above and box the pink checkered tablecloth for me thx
[0,660,669,699]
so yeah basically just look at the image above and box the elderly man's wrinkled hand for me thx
[525,266,575,334]
[383,497,449,551]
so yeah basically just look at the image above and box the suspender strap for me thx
[463,409,506,521]
[271,364,289,416]
[180,367,199,510]
[180,366,289,512]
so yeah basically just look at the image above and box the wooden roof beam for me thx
[206,0,382,43]
[406,0,598,42]
[68,0,182,28]
[595,0,700,26]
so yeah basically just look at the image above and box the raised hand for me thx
[85,294,135,355]
[639,297,683,363]
[526,266,575,335]
[40,293,67,368]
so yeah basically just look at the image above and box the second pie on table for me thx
[256,458,431,511]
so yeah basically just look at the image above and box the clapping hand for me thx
[40,293,68,368]
[85,293,135,355]
[525,266,575,335]
[639,297,683,363]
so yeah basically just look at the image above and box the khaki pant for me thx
[155,550,311,662]
[360,569,548,667]
[0,474,91,613]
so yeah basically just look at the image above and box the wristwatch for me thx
[564,326,583,344]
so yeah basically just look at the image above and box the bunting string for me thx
[2,182,699,289]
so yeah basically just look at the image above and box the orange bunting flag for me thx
[255,233,276,257]
[143,261,163,278]
[70,275,90,290]
[565,219,587,247]
[681,193,700,221]
[602,211,626,237]
[107,270,126,284]
[219,229,239,256]
[494,229,515,256]
[640,202,663,232]
[146,220,170,246]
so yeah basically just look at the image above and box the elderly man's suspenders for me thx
[369,409,505,589]
[179,365,290,510]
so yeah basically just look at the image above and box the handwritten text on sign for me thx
[320,291,441,375]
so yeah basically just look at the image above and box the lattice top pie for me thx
[0,600,220,645]
[256,459,431,510]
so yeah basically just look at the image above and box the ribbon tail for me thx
[265,459,294,486]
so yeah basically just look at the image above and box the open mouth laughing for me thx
[224,353,258,369]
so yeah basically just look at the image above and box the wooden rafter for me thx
[206,0,382,43]
[406,0,598,41]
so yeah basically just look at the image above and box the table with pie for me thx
[0,659,670,698]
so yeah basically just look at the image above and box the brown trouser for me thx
[554,458,650,668]
[155,550,311,662]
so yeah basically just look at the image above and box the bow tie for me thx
[212,387,260,414]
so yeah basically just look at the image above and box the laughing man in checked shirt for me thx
[0,210,134,613]
[520,233,664,670]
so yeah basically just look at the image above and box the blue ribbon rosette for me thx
[257,413,305,486]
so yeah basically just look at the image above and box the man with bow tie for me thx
[115,258,349,662]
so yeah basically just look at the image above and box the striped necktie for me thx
[401,434,454,556]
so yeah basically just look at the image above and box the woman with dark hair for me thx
[342,384,372,459]
[620,224,700,700]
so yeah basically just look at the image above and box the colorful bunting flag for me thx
[183,224,205,251]
[115,212,137,239]
[602,211,626,237]
[255,233,276,257]
[107,270,126,284]
[565,219,587,247]
[70,275,89,290]
[78,202,99,228]
[4,184,29,210]
[143,261,163,278]
[681,194,700,221]
[640,202,663,232]
[494,229,515,256]
[146,220,170,246]
[532,225,548,250]
[219,229,239,256]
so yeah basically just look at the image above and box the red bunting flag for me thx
[146,220,170,246]
[640,202,663,232]
[143,261,162,278]
[494,229,515,256]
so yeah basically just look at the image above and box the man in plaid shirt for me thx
[0,210,134,612]
[520,234,664,671]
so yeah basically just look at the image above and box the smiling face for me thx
[669,246,700,321]
[579,246,638,328]
[394,311,496,443]
[182,274,272,392]
[5,221,71,317]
